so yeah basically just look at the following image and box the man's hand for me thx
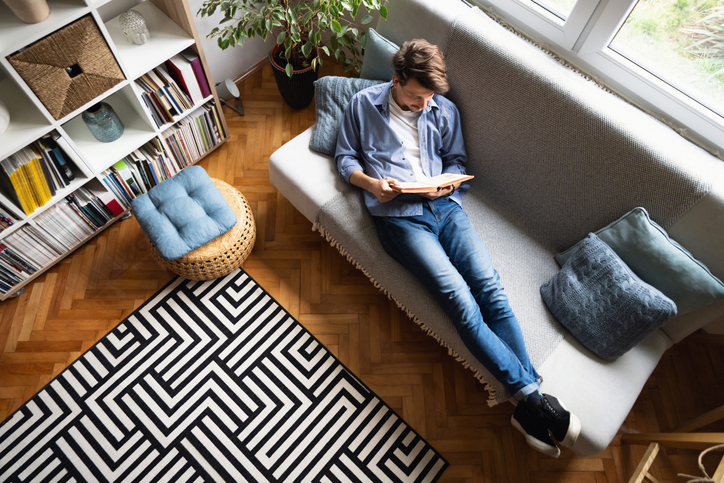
[349,171,400,203]
[420,184,455,200]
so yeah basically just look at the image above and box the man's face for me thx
[392,75,435,112]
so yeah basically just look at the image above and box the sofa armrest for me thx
[269,126,348,223]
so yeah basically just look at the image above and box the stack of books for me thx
[1,224,66,293]
[100,139,180,207]
[34,187,115,250]
[135,65,194,128]
[161,104,226,168]
[0,243,39,294]
[0,202,19,233]
[0,138,77,216]
[0,147,53,215]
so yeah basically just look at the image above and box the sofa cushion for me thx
[131,166,237,260]
[359,28,399,81]
[309,76,385,156]
[542,233,677,360]
[556,207,724,316]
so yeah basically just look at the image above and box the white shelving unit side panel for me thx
[104,0,195,81]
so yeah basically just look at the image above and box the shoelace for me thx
[541,398,558,418]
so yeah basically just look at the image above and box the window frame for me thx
[470,0,724,155]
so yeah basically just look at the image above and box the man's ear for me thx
[392,74,399,88]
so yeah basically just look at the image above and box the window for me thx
[471,0,724,154]
[610,0,724,117]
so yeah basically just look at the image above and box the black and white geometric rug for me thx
[0,269,448,482]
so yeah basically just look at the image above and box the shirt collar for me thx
[373,80,438,115]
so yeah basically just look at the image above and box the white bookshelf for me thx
[0,0,90,58]
[104,0,195,80]
[0,0,229,300]
[0,78,54,160]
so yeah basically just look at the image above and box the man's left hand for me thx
[420,184,455,200]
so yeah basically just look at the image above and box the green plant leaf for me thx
[330,36,339,51]
[277,30,286,44]
[286,63,294,77]
[331,20,342,33]
[266,18,272,31]
[302,41,313,57]
[322,46,330,56]
[380,5,387,19]
[361,14,373,24]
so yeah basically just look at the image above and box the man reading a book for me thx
[335,39,581,458]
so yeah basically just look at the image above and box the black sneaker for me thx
[511,401,561,458]
[527,394,581,449]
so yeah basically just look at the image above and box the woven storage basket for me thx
[150,179,256,281]
[7,15,125,120]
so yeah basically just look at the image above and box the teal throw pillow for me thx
[310,76,384,156]
[542,233,677,360]
[556,207,724,315]
[359,28,399,81]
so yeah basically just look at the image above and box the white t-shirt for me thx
[388,92,427,181]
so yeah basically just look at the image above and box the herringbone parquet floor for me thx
[1,61,723,482]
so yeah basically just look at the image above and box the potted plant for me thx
[198,0,388,108]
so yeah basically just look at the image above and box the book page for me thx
[391,173,473,192]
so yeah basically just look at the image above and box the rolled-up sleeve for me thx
[335,96,366,185]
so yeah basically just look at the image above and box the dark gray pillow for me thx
[541,233,677,360]
[309,76,385,156]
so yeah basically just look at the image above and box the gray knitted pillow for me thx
[541,233,677,360]
[309,76,384,155]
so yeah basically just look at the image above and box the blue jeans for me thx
[375,198,541,400]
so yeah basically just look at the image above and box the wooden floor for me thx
[1,61,723,483]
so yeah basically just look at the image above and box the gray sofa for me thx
[269,0,724,456]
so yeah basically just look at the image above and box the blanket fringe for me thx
[312,222,502,407]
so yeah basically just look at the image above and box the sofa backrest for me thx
[445,9,722,251]
[378,0,722,252]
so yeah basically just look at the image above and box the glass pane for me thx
[532,0,577,19]
[610,0,724,116]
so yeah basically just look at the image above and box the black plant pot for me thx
[269,44,319,109]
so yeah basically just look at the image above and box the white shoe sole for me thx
[552,398,582,449]
[511,414,561,458]
[559,411,581,449]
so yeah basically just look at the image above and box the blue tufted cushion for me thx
[131,166,237,260]
[541,233,677,360]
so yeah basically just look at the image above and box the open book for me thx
[390,173,474,193]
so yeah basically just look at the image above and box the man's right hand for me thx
[349,171,400,203]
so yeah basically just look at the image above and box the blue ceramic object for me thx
[81,102,124,142]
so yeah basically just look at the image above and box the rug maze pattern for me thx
[0,271,447,482]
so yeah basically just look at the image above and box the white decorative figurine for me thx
[119,9,150,45]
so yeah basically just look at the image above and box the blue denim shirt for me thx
[335,81,469,217]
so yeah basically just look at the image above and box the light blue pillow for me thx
[359,28,399,81]
[542,233,677,360]
[309,76,385,156]
[131,166,237,261]
[556,207,724,315]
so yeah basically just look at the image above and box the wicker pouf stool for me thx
[149,179,256,280]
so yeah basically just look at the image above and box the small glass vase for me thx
[82,102,124,143]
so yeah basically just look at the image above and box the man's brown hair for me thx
[391,39,449,94]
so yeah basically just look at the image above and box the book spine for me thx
[190,58,211,98]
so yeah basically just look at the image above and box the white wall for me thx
[188,0,274,95]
